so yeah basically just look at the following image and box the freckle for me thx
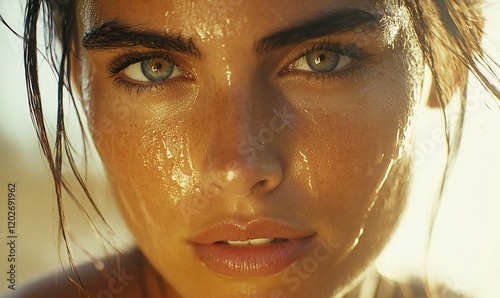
[366,167,374,176]
[353,166,361,174]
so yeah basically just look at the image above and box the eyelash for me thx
[107,50,185,95]
[107,50,175,74]
[106,41,371,95]
[285,40,371,82]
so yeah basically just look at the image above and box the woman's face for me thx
[76,0,423,296]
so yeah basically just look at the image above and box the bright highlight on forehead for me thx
[378,0,412,48]
[80,0,412,57]
[170,0,245,41]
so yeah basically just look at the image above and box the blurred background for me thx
[1,1,500,297]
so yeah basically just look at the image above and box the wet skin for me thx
[74,0,425,296]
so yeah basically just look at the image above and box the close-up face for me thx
[74,0,424,296]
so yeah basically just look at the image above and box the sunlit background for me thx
[1,1,500,297]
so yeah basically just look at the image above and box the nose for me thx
[201,147,283,198]
[200,95,285,198]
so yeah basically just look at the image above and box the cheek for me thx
[312,109,399,197]
[285,80,411,199]
[86,84,205,239]
[289,106,403,249]
[281,56,415,238]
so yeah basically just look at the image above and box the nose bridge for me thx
[212,85,269,153]
[217,83,263,143]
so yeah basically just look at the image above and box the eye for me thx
[123,58,186,82]
[293,49,353,73]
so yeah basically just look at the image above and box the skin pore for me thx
[72,0,425,296]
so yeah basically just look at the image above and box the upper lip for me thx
[190,218,316,244]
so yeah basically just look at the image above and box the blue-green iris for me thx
[141,58,175,81]
[305,51,340,73]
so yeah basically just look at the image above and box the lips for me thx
[190,219,316,277]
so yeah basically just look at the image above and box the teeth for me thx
[226,240,251,246]
[225,238,276,246]
[249,238,275,245]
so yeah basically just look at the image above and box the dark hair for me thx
[4,0,117,294]
[2,0,499,296]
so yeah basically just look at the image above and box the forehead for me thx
[79,0,384,43]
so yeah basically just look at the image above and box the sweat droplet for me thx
[349,227,364,251]
[164,11,173,34]
[226,68,232,86]
[299,150,318,197]
[179,136,193,176]
[163,140,173,159]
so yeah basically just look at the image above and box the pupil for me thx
[315,54,326,65]
[152,63,161,72]
[306,50,340,73]
[141,59,174,81]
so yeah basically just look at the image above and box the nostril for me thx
[204,183,222,196]
[251,180,269,192]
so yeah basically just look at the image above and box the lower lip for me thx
[192,236,315,277]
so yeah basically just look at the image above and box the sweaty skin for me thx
[70,0,425,296]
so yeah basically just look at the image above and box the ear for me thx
[421,64,440,108]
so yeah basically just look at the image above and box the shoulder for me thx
[1,251,145,298]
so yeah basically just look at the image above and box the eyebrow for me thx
[82,20,201,57]
[254,8,381,55]
[82,9,380,57]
